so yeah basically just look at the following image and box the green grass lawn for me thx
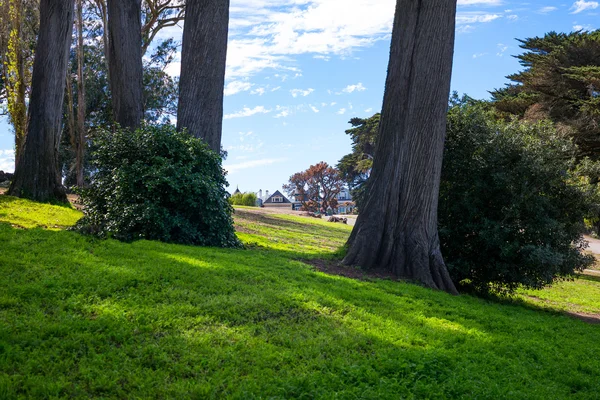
[1,197,600,399]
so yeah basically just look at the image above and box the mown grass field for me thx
[1,195,600,399]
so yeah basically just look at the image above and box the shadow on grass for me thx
[2,223,600,397]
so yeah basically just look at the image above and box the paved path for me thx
[585,235,600,254]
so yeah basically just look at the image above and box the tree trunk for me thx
[106,0,143,129]
[177,0,229,153]
[76,0,86,187]
[8,0,74,203]
[6,0,28,168]
[342,0,458,294]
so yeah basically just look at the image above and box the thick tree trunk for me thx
[8,0,74,203]
[177,0,229,153]
[342,0,458,294]
[76,0,86,187]
[106,0,143,129]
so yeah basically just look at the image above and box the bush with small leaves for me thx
[76,125,241,248]
[440,98,598,294]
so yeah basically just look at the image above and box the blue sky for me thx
[0,0,598,196]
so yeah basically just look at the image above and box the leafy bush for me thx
[230,192,257,206]
[76,125,241,247]
[439,98,597,293]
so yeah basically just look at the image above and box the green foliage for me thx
[2,197,600,398]
[337,114,379,210]
[229,192,258,206]
[440,98,598,293]
[490,30,600,158]
[76,124,240,247]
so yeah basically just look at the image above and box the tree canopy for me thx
[491,30,600,158]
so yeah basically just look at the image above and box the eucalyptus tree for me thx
[106,0,143,129]
[8,0,74,202]
[342,0,459,294]
[177,0,229,152]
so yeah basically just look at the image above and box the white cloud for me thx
[224,80,254,96]
[251,87,266,95]
[290,88,314,97]
[162,0,507,80]
[274,106,291,118]
[364,108,373,113]
[337,108,346,115]
[341,83,367,93]
[224,158,288,174]
[457,0,503,4]
[570,0,599,13]
[456,12,502,24]
[224,106,271,119]
[271,86,282,92]
[496,43,508,56]
[507,14,518,21]
[538,6,558,13]
[472,52,487,58]
[574,23,594,31]
[0,149,14,173]
[310,105,319,113]
[457,24,475,34]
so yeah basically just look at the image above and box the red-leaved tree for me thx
[283,162,344,211]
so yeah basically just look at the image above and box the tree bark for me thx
[8,0,74,203]
[6,0,28,168]
[76,0,86,187]
[106,0,143,129]
[342,0,459,294]
[177,0,229,153]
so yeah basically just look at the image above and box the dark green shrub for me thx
[76,125,241,247]
[440,99,597,293]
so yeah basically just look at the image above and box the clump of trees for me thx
[1,0,236,248]
[283,161,344,212]
[76,125,240,247]
[338,98,599,293]
[230,192,258,207]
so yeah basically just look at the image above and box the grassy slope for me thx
[1,198,599,399]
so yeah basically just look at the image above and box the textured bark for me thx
[8,0,74,203]
[177,0,229,152]
[107,0,143,129]
[76,0,86,187]
[342,0,459,294]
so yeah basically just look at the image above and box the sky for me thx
[0,0,598,196]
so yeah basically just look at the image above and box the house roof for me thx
[264,190,291,204]
[233,186,241,195]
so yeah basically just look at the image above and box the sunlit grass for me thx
[0,196,599,398]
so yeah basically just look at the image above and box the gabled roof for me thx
[264,190,291,204]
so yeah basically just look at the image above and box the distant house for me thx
[336,188,355,214]
[233,186,241,195]
[263,190,292,208]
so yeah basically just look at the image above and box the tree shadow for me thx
[2,223,600,397]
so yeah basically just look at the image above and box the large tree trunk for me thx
[8,0,74,203]
[7,0,28,168]
[106,0,143,129]
[342,0,458,294]
[177,0,229,153]
[75,0,86,187]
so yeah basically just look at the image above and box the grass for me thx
[1,196,600,399]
